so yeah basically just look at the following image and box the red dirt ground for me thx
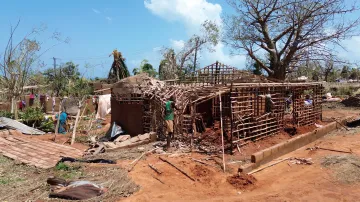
[121,128,360,202]
[119,107,360,202]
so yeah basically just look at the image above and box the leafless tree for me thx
[224,0,360,80]
[0,20,68,118]
[159,20,220,79]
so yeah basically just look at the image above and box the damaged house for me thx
[111,62,323,151]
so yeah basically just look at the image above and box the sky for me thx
[0,0,360,79]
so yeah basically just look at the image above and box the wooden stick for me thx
[54,100,62,142]
[151,175,165,184]
[237,144,241,153]
[148,164,163,174]
[332,118,349,131]
[317,147,352,154]
[248,157,291,175]
[128,148,157,172]
[219,92,226,172]
[159,156,195,181]
[71,103,81,145]
[192,158,216,168]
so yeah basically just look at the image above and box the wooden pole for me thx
[248,157,291,175]
[54,99,62,142]
[77,101,88,129]
[159,156,195,181]
[128,148,157,172]
[71,102,81,145]
[219,92,226,172]
[191,104,196,150]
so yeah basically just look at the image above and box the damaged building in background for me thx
[110,62,323,152]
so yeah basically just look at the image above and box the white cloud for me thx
[145,0,246,68]
[201,43,247,67]
[170,39,185,52]
[92,8,101,14]
[145,0,222,34]
[106,17,112,22]
[339,36,360,64]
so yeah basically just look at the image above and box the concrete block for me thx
[270,144,280,157]
[239,163,256,173]
[262,148,272,160]
[251,152,263,163]
[149,132,157,142]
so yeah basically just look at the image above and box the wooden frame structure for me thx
[110,63,323,153]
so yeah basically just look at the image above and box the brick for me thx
[239,163,256,173]
[262,148,273,161]
[251,152,263,163]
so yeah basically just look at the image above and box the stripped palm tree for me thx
[108,49,130,82]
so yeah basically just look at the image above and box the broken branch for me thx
[159,156,195,181]
[148,164,163,174]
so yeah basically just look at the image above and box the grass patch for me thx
[55,162,84,180]
[0,177,24,185]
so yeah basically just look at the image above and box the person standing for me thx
[55,111,68,134]
[164,96,180,150]
[29,90,35,107]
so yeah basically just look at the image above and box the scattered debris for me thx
[307,146,352,154]
[47,177,106,200]
[84,143,105,156]
[321,155,360,184]
[148,164,163,174]
[332,117,349,130]
[227,173,257,189]
[289,157,313,165]
[191,158,217,168]
[0,117,45,135]
[57,157,116,164]
[103,132,157,151]
[159,156,196,181]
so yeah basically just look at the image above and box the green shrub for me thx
[0,111,14,119]
[21,106,44,126]
[39,117,54,132]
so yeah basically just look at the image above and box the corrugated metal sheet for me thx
[0,117,45,135]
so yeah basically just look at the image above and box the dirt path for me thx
[122,125,360,202]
